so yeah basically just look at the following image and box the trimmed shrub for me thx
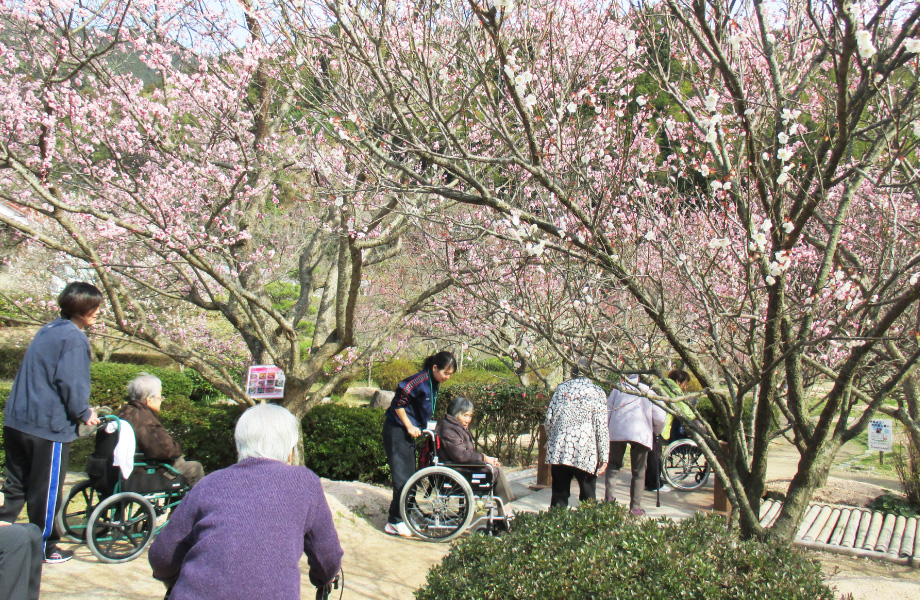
[466,356,514,374]
[440,368,508,389]
[439,382,548,465]
[159,398,242,473]
[90,362,193,408]
[372,357,419,392]
[302,403,389,484]
[416,502,835,600]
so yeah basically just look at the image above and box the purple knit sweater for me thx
[149,457,343,599]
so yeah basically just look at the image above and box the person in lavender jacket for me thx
[604,374,667,516]
[149,404,343,599]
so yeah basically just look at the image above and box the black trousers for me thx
[382,421,417,524]
[0,427,70,552]
[0,523,42,600]
[550,464,597,508]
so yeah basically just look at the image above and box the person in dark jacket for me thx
[382,351,456,537]
[435,397,515,504]
[149,403,342,600]
[117,373,204,487]
[0,522,43,600]
[1,282,103,564]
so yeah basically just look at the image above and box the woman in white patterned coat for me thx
[543,372,609,508]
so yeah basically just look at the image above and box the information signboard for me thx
[245,364,286,400]
[867,419,893,452]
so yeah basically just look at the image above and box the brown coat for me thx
[435,415,484,464]
[118,401,182,462]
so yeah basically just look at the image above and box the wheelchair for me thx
[55,415,190,563]
[398,430,511,542]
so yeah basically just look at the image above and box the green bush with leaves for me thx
[372,357,419,392]
[417,502,835,600]
[90,362,193,408]
[439,383,548,465]
[466,356,514,374]
[301,403,389,484]
[158,398,243,473]
[0,345,26,379]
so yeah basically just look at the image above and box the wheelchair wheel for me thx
[662,439,711,491]
[56,480,98,543]
[400,466,475,542]
[87,492,157,563]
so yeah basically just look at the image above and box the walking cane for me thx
[655,434,662,508]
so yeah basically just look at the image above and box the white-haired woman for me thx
[149,404,343,600]
[117,373,204,487]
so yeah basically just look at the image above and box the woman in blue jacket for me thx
[382,351,456,537]
[1,282,103,564]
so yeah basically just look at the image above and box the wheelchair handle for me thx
[315,573,341,600]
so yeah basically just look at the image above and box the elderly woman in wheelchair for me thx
[398,397,515,542]
[55,414,191,563]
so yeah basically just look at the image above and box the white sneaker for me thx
[384,522,413,538]
[658,485,673,493]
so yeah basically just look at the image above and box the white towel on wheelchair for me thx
[111,420,137,479]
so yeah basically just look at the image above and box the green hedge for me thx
[0,346,27,379]
[439,383,548,465]
[90,362,194,407]
[302,403,390,484]
[372,357,419,392]
[417,502,835,600]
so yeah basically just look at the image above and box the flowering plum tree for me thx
[283,0,920,540]
[0,0,453,416]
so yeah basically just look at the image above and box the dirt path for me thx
[32,436,920,599]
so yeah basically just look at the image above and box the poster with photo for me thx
[246,364,286,400]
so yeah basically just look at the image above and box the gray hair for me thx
[447,396,474,418]
[127,373,162,403]
[235,403,301,463]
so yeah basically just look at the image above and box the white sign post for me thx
[867,418,893,464]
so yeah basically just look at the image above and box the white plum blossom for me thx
[503,65,515,79]
[493,0,513,10]
[777,172,790,185]
[856,30,876,60]
[777,147,793,161]
[782,221,795,233]
[781,108,801,123]
[711,180,723,190]
[707,238,730,250]
[910,273,920,286]
[522,94,537,111]
[699,164,711,177]
[766,275,776,285]
[765,33,776,44]
[778,131,790,144]
[728,32,745,53]
[704,90,719,113]
[566,102,577,114]
[515,71,533,87]
[906,38,920,53]
[636,95,647,106]
[761,218,772,231]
